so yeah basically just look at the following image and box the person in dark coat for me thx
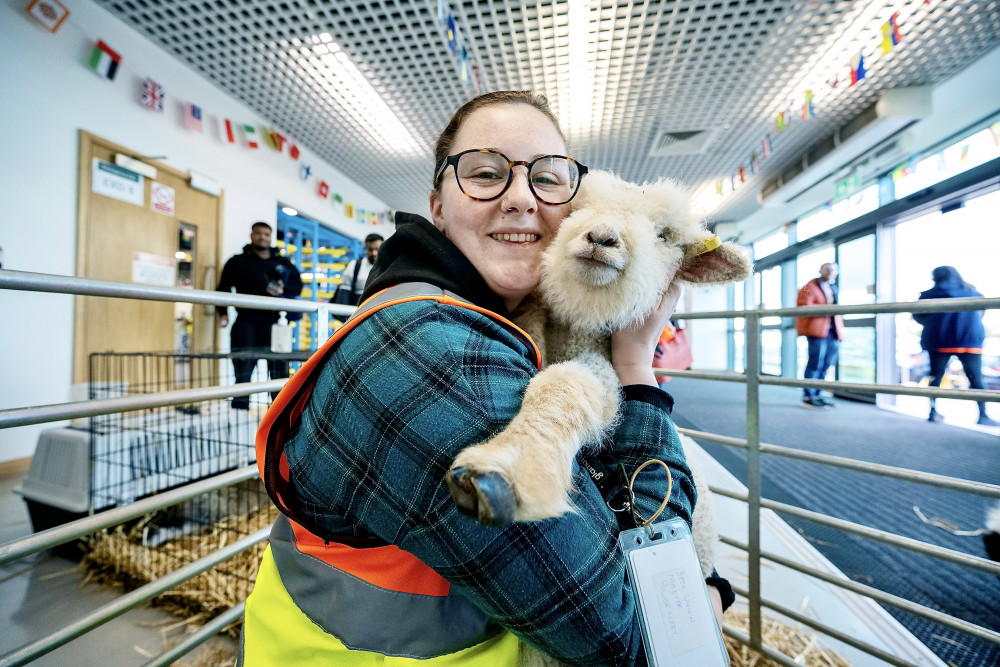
[914,266,997,426]
[216,221,303,409]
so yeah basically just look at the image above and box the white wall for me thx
[0,0,394,462]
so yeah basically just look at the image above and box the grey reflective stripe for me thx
[269,516,503,659]
[347,282,469,325]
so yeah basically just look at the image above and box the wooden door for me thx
[73,131,223,383]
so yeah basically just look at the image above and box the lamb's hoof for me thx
[445,467,517,527]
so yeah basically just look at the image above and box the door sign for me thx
[150,182,176,215]
[92,158,144,206]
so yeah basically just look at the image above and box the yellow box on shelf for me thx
[301,288,313,299]
[318,247,348,258]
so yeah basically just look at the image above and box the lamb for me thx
[445,170,752,578]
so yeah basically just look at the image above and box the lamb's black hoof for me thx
[445,467,517,527]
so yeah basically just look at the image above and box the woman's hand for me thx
[610,280,682,387]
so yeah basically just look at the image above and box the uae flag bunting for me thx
[738,166,745,184]
[242,125,259,149]
[762,134,772,159]
[184,103,204,132]
[751,152,760,173]
[446,12,458,55]
[140,77,164,111]
[881,13,901,55]
[216,117,237,143]
[775,111,787,134]
[802,90,814,120]
[89,40,121,80]
[850,52,866,86]
[26,0,69,33]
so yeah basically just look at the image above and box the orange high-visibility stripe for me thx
[935,347,982,354]
[288,519,451,596]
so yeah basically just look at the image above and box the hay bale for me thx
[724,608,852,666]
[81,505,278,632]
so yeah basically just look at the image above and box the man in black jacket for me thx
[216,221,302,409]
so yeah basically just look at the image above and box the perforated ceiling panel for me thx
[99,0,1000,225]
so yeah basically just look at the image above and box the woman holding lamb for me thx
[241,90,731,666]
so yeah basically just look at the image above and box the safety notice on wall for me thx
[150,182,176,215]
[93,158,144,206]
[131,251,176,287]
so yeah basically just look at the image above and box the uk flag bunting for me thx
[140,77,165,112]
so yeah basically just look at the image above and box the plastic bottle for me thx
[271,311,293,353]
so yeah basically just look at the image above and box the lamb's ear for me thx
[678,239,753,285]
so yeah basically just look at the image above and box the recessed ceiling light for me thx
[281,206,298,216]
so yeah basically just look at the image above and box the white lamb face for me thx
[539,171,699,333]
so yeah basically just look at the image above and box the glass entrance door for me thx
[836,234,877,396]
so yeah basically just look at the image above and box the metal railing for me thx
[1,267,999,665]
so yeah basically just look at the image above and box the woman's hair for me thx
[432,91,564,192]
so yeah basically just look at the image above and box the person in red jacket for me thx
[796,263,845,408]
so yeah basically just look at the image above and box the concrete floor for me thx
[0,471,238,666]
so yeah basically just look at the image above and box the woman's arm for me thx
[284,301,696,664]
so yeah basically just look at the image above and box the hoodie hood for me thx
[243,243,279,255]
[362,212,509,317]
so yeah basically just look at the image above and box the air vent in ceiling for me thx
[648,128,719,157]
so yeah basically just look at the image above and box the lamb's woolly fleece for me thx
[539,170,719,333]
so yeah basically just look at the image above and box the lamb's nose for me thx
[586,231,619,248]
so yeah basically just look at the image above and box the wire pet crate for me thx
[77,350,297,621]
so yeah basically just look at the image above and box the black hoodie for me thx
[216,244,303,323]
[362,213,510,318]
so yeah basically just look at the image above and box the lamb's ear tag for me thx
[684,235,722,260]
[619,519,730,666]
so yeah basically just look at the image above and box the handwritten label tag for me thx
[620,518,728,666]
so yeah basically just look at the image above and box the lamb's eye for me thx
[659,227,681,244]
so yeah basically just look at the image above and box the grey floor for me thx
[0,472,237,666]
[667,377,1000,667]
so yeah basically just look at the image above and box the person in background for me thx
[914,266,998,426]
[334,233,383,306]
[216,221,302,409]
[796,262,845,408]
[239,90,731,666]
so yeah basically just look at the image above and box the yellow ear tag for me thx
[685,235,722,259]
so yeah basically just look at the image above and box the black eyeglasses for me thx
[435,149,589,205]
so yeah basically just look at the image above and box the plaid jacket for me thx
[284,298,696,665]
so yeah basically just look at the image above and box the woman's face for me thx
[430,103,572,311]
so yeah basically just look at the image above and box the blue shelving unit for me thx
[276,209,363,351]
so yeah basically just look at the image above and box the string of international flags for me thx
[24,0,393,227]
[714,10,906,199]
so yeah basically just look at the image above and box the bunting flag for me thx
[960,144,970,163]
[715,181,723,195]
[140,77,165,112]
[761,134,772,159]
[990,121,1000,146]
[751,152,760,173]
[317,181,330,198]
[89,40,121,80]
[334,193,343,203]
[299,164,312,181]
[215,117,236,142]
[881,13,901,55]
[460,45,469,82]
[242,124,259,149]
[775,111,787,134]
[26,0,70,33]
[446,12,458,55]
[344,203,354,219]
[850,52,866,86]
[802,90,814,120]
[738,166,745,184]
[184,103,204,131]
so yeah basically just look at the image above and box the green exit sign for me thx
[834,172,862,200]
